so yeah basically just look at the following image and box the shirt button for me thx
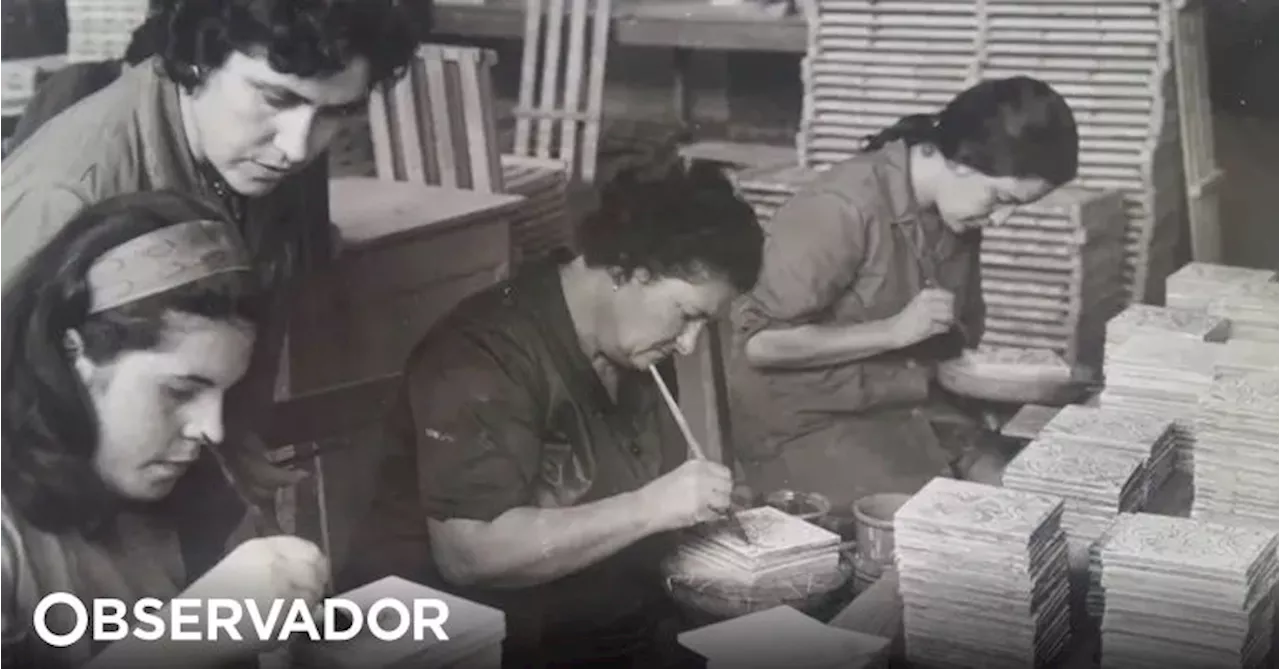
[905,359,918,370]
[629,443,642,456]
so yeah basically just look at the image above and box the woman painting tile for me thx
[346,161,765,668]
[730,77,1081,510]
[1,191,328,668]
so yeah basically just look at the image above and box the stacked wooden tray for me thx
[500,157,573,264]
[895,478,1072,668]
[799,0,1204,304]
[977,186,1128,377]
[731,163,822,228]
[1095,513,1278,669]
[1166,261,1279,306]
[668,506,843,586]
[65,0,150,63]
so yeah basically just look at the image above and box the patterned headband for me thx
[86,219,253,315]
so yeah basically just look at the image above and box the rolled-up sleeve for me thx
[735,192,868,340]
[406,330,546,523]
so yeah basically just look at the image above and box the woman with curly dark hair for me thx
[1,191,329,668]
[730,76,1081,509]
[344,159,765,667]
[2,0,421,582]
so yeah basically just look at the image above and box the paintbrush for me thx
[204,441,355,632]
[648,365,753,545]
[203,438,284,537]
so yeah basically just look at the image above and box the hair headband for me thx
[86,219,253,315]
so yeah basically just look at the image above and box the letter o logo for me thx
[32,593,88,648]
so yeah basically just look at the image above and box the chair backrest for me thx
[367,44,505,192]
[511,0,612,184]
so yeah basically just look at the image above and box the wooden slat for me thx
[535,0,568,160]
[421,54,457,188]
[579,0,612,182]
[458,55,499,192]
[392,64,429,183]
[1173,0,1222,263]
[558,0,591,171]
[515,0,544,157]
[366,85,397,181]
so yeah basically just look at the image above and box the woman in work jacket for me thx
[729,76,1081,509]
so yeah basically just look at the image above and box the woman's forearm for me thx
[429,490,658,589]
[744,318,905,370]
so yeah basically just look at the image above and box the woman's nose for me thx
[675,322,705,356]
[182,394,225,445]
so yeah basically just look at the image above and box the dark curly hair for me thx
[579,159,764,293]
[864,76,1079,187]
[2,191,263,535]
[134,0,421,91]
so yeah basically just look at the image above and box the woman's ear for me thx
[63,329,96,384]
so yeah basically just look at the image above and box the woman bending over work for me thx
[1,191,329,668]
[729,76,1080,509]
[346,160,765,668]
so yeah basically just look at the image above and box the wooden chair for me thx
[510,0,613,185]
[371,43,575,264]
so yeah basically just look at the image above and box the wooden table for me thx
[284,180,526,573]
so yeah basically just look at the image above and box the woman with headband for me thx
[730,77,1081,510]
[1,191,329,668]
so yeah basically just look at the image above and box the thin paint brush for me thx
[648,365,753,545]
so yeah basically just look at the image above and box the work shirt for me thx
[6,60,123,155]
[727,140,985,497]
[352,256,687,666]
[0,59,334,579]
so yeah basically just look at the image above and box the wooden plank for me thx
[579,0,612,182]
[432,0,808,53]
[535,0,569,161]
[558,0,591,171]
[261,376,401,449]
[514,0,545,155]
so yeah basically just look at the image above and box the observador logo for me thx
[32,593,452,646]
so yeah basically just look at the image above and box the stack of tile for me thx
[669,506,844,586]
[501,158,573,263]
[0,55,67,119]
[1192,369,1280,531]
[1096,513,1278,669]
[895,478,1072,668]
[976,186,1129,377]
[800,0,1203,304]
[65,0,150,63]
[1003,437,1147,557]
[1215,338,1280,373]
[1166,261,1278,307]
[731,164,822,227]
[1039,404,1178,501]
[1103,302,1231,370]
[1099,334,1217,475]
[1085,520,1117,624]
[1210,281,1280,343]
